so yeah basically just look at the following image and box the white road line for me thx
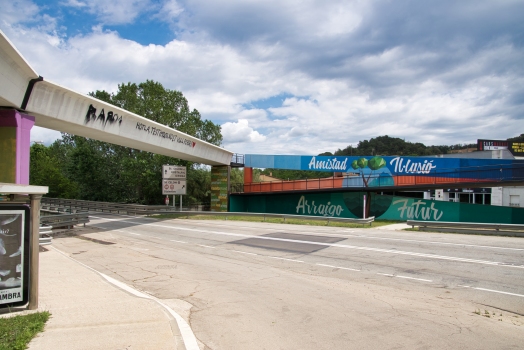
[377,273,395,277]
[230,250,258,256]
[170,240,187,244]
[316,263,360,271]
[51,247,200,350]
[396,275,432,282]
[341,233,524,251]
[457,285,524,298]
[198,244,215,249]
[88,217,524,269]
[268,257,304,263]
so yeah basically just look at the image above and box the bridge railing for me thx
[232,163,524,193]
[40,198,374,225]
[41,198,210,215]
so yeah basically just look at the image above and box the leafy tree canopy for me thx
[334,135,475,157]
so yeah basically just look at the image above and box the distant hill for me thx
[327,135,475,157]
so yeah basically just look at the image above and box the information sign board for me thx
[477,139,524,157]
[0,205,30,308]
[162,179,187,195]
[163,165,186,180]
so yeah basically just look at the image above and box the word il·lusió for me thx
[389,157,437,174]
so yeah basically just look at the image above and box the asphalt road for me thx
[52,214,524,349]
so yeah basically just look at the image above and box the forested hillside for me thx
[331,135,474,157]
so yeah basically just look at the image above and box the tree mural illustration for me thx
[350,156,387,187]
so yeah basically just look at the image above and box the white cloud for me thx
[221,119,266,144]
[1,0,523,156]
[62,0,153,25]
[0,0,40,26]
[30,127,62,145]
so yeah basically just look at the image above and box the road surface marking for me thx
[230,250,258,256]
[316,263,360,271]
[51,247,200,350]
[268,257,304,263]
[458,285,524,298]
[396,275,432,282]
[89,217,524,269]
[170,240,187,244]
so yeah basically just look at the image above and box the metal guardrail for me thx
[41,198,208,216]
[407,220,524,236]
[39,225,52,246]
[150,210,375,226]
[41,198,374,226]
[41,213,90,226]
[39,213,90,246]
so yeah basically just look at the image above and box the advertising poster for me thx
[0,205,30,308]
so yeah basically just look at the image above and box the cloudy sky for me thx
[1,0,523,155]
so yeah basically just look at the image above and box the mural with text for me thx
[230,192,524,224]
[243,154,524,188]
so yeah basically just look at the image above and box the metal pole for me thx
[180,195,182,211]
[28,194,42,310]
[363,194,367,219]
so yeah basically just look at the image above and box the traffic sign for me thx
[162,179,187,195]
[163,165,186,180]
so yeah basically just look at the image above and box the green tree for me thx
[30,143,78,198]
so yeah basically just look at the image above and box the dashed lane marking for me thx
[458,285,524,298]
[396,275,432,282]
[230,250,258,256]
[316,263,360,271]
[268,257,304,263]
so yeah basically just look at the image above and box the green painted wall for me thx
[0,128,16,183]
[230,191,524,224]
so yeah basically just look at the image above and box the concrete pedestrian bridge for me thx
[0,30,232,166]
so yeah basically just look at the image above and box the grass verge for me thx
[150,213,402,229]
[0,311,50,350]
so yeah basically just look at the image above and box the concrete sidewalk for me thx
[25,246,187,350]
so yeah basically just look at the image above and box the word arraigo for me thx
[393,199,443,221]
[295,195,344,217]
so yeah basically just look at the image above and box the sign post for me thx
[162,165,187,211]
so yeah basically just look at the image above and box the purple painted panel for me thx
[0,110,35,184]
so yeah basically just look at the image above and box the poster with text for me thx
[0,206,30,308]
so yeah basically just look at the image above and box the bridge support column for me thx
[0,109,35,184]
[244,167,253,183]
[211,165,230,212]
